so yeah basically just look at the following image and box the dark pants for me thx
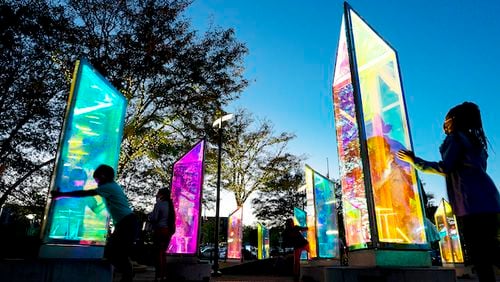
[293,243,309,278]
[458,213,500,282]
[153,227,173,280]
[105,214,138,282]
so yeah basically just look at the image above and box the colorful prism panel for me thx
[293,207,308,260]
[44,60,127,245]
[304,166,317,258]
[293,207,307,228]
[313,171,339,258]
[349,9,426,244]
[167,140,205,255]
[434,199,464,264]
[332,18,371,250]
[257,223,270,259]
[227,207,243,259]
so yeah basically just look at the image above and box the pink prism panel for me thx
[227,207,243,259]
[167,140,205,255]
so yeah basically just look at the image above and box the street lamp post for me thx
[212,113,233,276]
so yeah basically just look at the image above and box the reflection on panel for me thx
[313,172,339,258]
[49,196,107,243]
[44,60,127,245]
[332,18,371,250]
[257,223,269,259]
[349,9,426,245]
[434,199,464,264]
[168,140,205,255]
[304,167,317,258]
[227,207,243,259]
[293,207,308,260]
[293,207,307,228]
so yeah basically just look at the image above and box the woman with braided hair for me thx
[398,102,500,282]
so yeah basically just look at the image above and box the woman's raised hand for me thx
[397,150,415,165]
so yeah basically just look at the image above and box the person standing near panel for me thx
[282,218,309,281]
[398,102,500,282]
[149,188,176,282]
[53,164,137,282]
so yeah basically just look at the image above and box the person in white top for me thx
[149,188,176,282]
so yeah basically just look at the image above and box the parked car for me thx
[241,248,256,260]
[199,246,226,259]
[270,246,283,257]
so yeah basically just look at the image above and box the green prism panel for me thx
[43,60,127,245]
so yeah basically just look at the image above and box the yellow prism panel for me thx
[434,199,464,264]
[349,10,426,245]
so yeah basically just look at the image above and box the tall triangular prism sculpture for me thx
[332,2,430,267]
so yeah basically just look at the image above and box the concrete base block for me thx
[39,244,104,259]
[301,266,456,282]
[305,259,341,267]
[349,249,431,267]
[0,259,112,282]
[443,263,472,278]
[301,259,341,282]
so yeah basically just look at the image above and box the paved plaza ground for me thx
[118,267,297,281]
[115,263,500,282]
[121,268,500,282]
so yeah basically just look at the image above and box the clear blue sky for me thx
[187,0,500,211]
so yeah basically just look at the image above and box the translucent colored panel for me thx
[434,200,464,264]
[332,17,371,249]
[313,172,339,258]
[350,10,426,245]
[227,207,243,259]
[293,207,307,227]
[304,166,317,258]
[293,207,308,260]
[257,223,269,259]
[167,140,205,255]
[44,60,127,245]
[48,197,107,243]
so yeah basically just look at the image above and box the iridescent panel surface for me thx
[293,207,308,260]
[313,171,339,258]
[304,166,317,258]
[293,207,307,228]
[350,10,426,245]
[332,18,371,249]
[227,207,243,259]
[257,223,269,259]
[434,199,464,263]
[167,140,205,255]
[45,60,127,245]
